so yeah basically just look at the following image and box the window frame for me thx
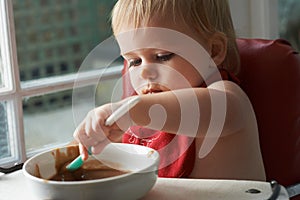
[0,0,25,167]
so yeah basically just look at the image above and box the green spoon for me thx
[65,147,92,172]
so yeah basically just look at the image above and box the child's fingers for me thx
[84,110,109,142]
[73,119,102,147]
[85,123,107,142]
[78,132,100,148]
[79,143,89,161]
[73,121,86,141]
[91,139,110,155]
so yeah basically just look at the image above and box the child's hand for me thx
[73,103,126,160]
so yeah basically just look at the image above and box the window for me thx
[278,0,300,51]
[229,0,279,39]
[0,0,122,167]
[229,0,300,52]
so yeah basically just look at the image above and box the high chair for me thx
[236,38,300,199]
[121,38,300,199]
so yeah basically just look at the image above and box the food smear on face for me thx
[35,145,129,181]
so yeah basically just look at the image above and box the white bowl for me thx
[23,143,160,200]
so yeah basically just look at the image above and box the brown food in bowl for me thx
[35,145,129,181]
[51,159,129,181]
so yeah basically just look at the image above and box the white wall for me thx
[228,0,279,39]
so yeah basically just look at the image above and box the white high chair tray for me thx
[0,170,289,200]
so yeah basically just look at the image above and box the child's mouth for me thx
[142,88,163,94]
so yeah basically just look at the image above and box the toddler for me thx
[74,0,266,181]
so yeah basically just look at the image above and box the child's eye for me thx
[128,58,142,68]
[156,53,174,62]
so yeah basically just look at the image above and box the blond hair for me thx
[111,0,240,74]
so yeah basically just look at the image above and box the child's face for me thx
[117,19,215,95]
[122,48,203,95]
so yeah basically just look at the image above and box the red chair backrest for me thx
[237,38,300,187]
[122,38,300,187]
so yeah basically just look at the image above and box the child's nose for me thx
[140,65,158,80]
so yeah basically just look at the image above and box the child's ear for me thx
[208,32,227,66]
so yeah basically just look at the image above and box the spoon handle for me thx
[66,147,92,171]
[105,96,141,126]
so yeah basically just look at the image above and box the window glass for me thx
[23,75,122,153]
[12,0,118,82]
[278,0,300,51]
[0,101,10,160]
[23,89,77,152]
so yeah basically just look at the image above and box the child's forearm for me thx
[129,91,181,132]
[127,85,244,138]
[128,88,212,137]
